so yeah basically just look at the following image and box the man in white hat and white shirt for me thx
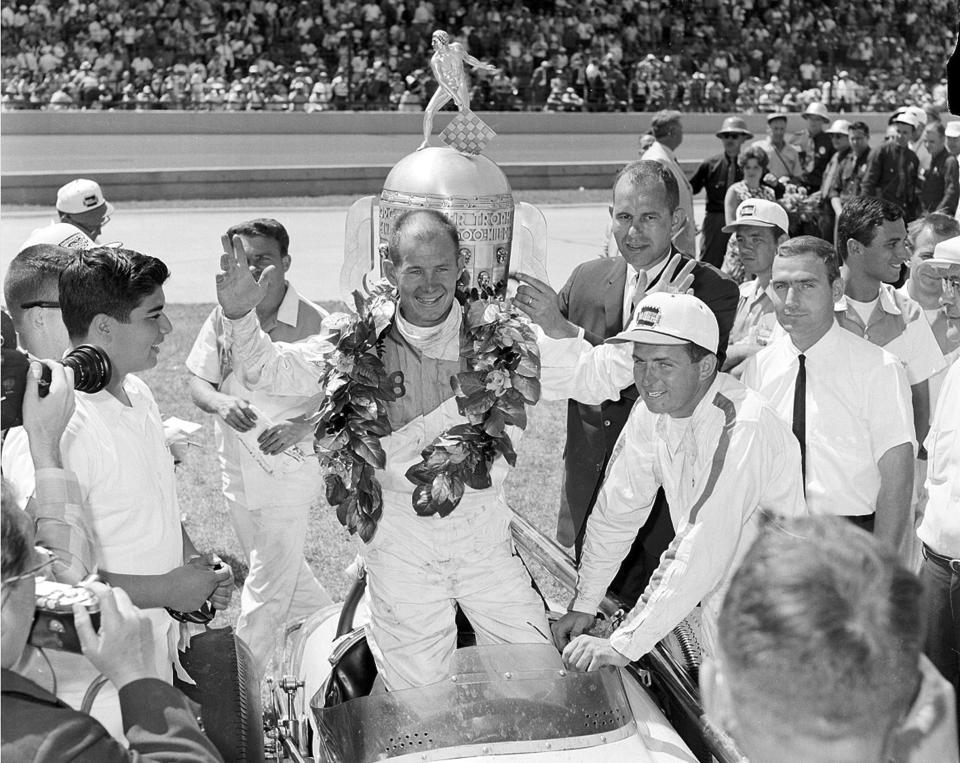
[54,178,113,242]
[917,235,960,724]
[721,199,790,376]
[21,179,116,253]
[863,110,921,222]
[548,292,807,670]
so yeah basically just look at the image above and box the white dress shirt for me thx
[917,359,960,556]
[742,322,916,517]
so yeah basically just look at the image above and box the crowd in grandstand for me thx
[1,0,955,112]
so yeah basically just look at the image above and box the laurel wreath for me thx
[314,283,541,542]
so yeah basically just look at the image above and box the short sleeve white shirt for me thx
[59,375,183,678]
[742,322,916,517]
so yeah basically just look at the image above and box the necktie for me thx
[626,271,641,327]
[726,155,736,189]
[792,354,806,487]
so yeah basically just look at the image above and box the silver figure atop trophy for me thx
[419,30,499,155]
[341,30,547,302]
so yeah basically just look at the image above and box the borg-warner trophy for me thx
[341,30,549,302]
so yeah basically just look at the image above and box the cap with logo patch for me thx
[722,198,789,234]
[608,292,719,354]
[56,178,114,216]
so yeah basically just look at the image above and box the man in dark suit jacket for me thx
[516,160,739,605]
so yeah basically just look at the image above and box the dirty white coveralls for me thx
[222,307,581,690]
[185,285,333,674]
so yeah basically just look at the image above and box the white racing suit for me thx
[223,308,578,689]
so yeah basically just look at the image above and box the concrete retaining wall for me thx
[1,162,626,204]
[0,110,894,136]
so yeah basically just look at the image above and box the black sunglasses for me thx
[19,301,61,310]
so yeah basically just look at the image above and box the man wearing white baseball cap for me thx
[721,199,790,375]
[21,179,116,254]
[551,291,806,671]
[55,178,114,241]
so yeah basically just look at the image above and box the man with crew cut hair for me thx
[701,515,958,763]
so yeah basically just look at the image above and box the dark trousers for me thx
[920,548,960,729]
[818,204,836,244]
[699,212,730,270]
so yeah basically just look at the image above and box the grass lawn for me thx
[145,303,570,669]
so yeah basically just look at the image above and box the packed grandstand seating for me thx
[1,0,955,113]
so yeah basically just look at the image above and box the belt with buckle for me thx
[922,544,960,574]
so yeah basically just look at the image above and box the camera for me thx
[29,579,101,653]
[1,310,112,429]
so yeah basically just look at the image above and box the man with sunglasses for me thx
[1,359,223,762]
[690,116,753,268]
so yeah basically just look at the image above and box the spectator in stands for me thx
[0,2,953,113]
[920,121,960,217]
[863,111,921,222]
[742,236,915,554]
[642,110,696,256]
[690,116,752,269]
[702,515,958,763]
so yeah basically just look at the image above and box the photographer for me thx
[1,360,222,761]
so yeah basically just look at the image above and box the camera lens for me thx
[62,345,112,394]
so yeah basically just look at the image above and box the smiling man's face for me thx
[610,176,680,271]
[387,227,462,328]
